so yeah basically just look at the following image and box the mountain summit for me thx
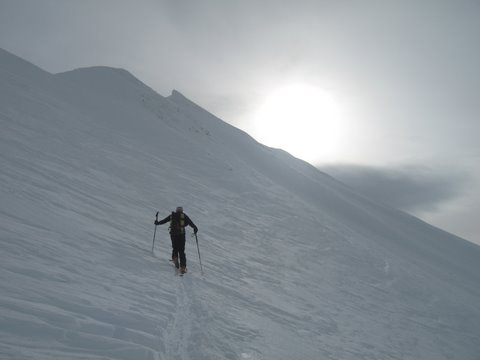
[1,48,479,360]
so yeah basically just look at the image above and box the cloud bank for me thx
[321,164,470,214]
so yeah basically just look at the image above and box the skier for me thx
[155,206,198,274]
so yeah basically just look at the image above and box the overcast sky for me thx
[1,0,479,244]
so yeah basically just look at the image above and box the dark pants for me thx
[170,232,186,268]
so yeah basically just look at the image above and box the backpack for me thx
[170,211,186,235]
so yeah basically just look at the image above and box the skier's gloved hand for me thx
[154,221,160,225]
[194,228,198,234]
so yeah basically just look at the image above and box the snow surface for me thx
[1,47,480,360]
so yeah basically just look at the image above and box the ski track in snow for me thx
[162,268,194,360]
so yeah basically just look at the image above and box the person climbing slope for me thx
[155,206,198,274]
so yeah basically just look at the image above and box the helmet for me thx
[176,206,183,213]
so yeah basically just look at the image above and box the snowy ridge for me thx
[1,48,480,360]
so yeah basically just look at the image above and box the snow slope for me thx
[1,48,479,360]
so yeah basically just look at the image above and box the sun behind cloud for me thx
[252,83,344,164]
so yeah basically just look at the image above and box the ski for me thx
[169,258,187,275]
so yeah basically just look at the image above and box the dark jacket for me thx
[156,212,198,235]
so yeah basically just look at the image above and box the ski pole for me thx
[194,233,203,273]
[152,211,159,252]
